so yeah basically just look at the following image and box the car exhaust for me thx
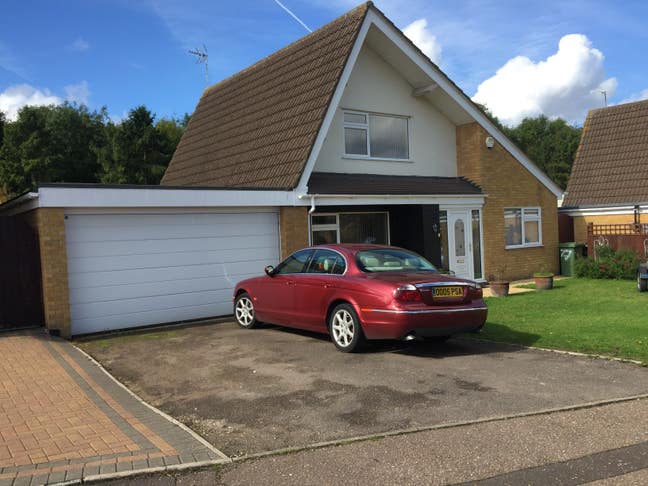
[404,333,422,342]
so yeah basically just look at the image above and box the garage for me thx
[65,209,280,335]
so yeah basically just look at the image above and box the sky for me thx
[1,0,647,126]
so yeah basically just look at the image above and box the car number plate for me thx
[433,286,463,297]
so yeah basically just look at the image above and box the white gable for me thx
[313,45,457,178]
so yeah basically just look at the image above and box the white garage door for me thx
[65,210,280,335]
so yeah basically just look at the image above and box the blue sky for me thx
[1,0,647,125]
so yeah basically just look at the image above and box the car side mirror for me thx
[264,265,276,277]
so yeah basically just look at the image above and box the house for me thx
[0,2,561,338]
[561,99,648,242]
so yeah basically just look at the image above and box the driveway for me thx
[79,322,648,458]
[0,330,226,486]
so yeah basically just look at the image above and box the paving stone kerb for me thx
[0,330,226,486]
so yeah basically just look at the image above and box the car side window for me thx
[306,250,346,275]
[274,249,313,275]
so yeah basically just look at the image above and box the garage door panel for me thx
[71,302,226,335]
[67,246,277,274]
[67,260,268,290]
[66,233,277,258]
[65,211,280,334]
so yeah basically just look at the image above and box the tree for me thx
[507,116,581,189]
[99,106,167,185]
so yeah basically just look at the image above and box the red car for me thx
[233,244,487,352]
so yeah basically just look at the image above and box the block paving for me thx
[0,330,226,485]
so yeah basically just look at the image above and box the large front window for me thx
[311,212,389,245]
[505,207,542,248]
[343,111,409,159]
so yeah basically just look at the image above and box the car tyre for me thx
[638,275,648,292]
[329,303,365,353]
[235,292,258,329]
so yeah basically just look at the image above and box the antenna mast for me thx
[188,45,209,86]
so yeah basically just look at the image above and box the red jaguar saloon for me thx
[233,244,487,352]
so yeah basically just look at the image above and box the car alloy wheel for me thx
[329,303,364,352]
[235,293,257,328]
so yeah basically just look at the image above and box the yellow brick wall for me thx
[572,214,635,243]
[279,207,309,259]
[457,123,559,281]
[17,208,72,337]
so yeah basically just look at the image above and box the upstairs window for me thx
[343,111,409,159]
[505,207,542,248]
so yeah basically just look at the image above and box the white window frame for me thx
[310,211,391,245]
[504,207,543,249]
[342,110,410,161]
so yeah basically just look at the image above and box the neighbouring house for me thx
[560,99,648,246]
[0,2,561,338]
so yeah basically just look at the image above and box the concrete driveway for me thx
[80,322,648,458]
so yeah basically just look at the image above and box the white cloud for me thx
[621,89,648,104]
[70,37,90,52]
[64,81,90,105]
[0,85,61,120]
[403,18,442,64]
[472,34,617,126]
[0,81,91,120]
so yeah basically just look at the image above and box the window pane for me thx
[357,249,436,273]
[505,208,522,246]
[311,215,336,225]
[312,230,337,245]
[472,210,482,279]
[454,219,466,257]
[307,250,346,275]
[524,208,539,218]
[524,220,540,244]
[339,213,388,244]
[344,127,368,155]
[369,115,408,159]
[275,249,312,274]
[344,112,366,124]
[439,211,449,271]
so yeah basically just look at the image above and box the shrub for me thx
[574,247,639,280]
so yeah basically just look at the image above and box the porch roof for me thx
[307,172,482,196]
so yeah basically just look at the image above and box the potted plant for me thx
[488,265,509,297]
[533,270,554,290]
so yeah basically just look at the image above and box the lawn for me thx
[472,278,648,365]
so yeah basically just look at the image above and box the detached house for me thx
[1,2,561,337]
[561,99,648,242]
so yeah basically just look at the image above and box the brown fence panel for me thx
[587,223,648,258]
[0,216,45,329]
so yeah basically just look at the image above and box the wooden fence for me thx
[587,223,648,258]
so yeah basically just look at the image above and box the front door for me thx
[447,211,473,279]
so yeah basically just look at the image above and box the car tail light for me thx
[394,284,422,303]
[469,284,483,299]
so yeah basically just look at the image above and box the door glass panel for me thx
[339,213,388,244]
[312,230,338,245]
[439,211,449,271]
[454,219,465,257]
[275,249,312,274]
[472,210,482,279]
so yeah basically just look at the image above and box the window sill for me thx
[342,155,413,163]
[505,243,544,250]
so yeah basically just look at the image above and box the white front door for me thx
[447,211,473,279]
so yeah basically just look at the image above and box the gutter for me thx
[0,192,39,214]
[298,193,487,200]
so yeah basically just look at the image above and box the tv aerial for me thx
[189,44,209,86]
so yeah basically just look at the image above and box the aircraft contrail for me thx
[272,0,312,33]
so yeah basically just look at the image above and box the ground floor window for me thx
[505,207,542,248]
[311,212,389,245]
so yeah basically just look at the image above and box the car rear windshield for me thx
[356,249,438,273]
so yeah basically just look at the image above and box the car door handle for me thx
[322,283,337,289]
[286,281,296,286]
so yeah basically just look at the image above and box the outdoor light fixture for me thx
[485,136,495,149]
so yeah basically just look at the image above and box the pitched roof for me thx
[563,99,648,207]
[161,2,371,189]
[308,172,482,195]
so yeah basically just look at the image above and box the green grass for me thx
[472,278,648,364]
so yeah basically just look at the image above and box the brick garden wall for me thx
[457,122,559,281]
[16,208,72,337]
